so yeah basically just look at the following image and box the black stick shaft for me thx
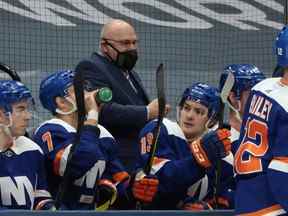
[55,68,85,209]
[285,0,288,25]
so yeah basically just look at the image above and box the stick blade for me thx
[0,62,21,81]
[220,72,234,103]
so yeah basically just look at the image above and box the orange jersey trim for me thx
[53,148,65,176]
[280,77,288,86]
[239,204,284,216]
[153,157,169,165]
[112,171,129,182]
[273,157,288,163]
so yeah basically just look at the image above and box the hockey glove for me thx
[95,179,117,210]
[183,200,213,211]
[34,199,56,211]
[205,197,230,209]
[132,170,159,203]
[190,129,231,168]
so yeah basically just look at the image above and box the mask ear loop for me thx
[104,40,119,53]
[55,97,77,115]
[102,39,122,68]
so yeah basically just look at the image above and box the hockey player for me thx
[33,70,129,209]
[234,26,288,215]
[181,65,264,210]
[135,82,231,210]
[215,64,266,209]
[219,64,265,140]
[0,80,54,210]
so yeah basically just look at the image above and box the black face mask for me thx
[105,41,138,71]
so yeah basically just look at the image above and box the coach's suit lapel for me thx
[130,71,150,103]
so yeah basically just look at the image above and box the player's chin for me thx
[183,127,198,138]
[15,128,27,137]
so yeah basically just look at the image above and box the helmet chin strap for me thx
[55,97,77,115]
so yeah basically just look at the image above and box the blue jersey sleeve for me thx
[33,123,105,180]
[98,130,129,182]
[267,107,288,211]
[270,107,288,157]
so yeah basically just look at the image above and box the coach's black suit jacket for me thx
[75,53,150,171]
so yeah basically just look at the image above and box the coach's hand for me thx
[190,129,231,168]
[147,99,170,120]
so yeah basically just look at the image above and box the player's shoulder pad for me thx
[98,124,114,139]
[162,118,186,140]
[253,77,288,112]
[12,136,44,155]
[141,118,186,140]
[34,118,76,135]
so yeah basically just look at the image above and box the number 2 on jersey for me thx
[235,118,268,174]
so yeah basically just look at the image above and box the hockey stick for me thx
[213,71,235,208]
[0,62,21,81]
[285,0,288,26]
[54,67,86,209]
[144,63,166,175]
[220,72,238,120]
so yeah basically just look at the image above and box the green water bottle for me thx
[95,87,113,103]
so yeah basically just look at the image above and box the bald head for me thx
[100,19,136,41]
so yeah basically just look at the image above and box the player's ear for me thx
[55,97,66,111]
[0,109,8,125]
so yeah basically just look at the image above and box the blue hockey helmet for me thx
[219,64,265,99]
[275,25,288,68]
[39,70,75,114]
[179,82,221,120]
[0,80,33,113]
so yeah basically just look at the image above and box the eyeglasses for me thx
[102,38,138,46]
